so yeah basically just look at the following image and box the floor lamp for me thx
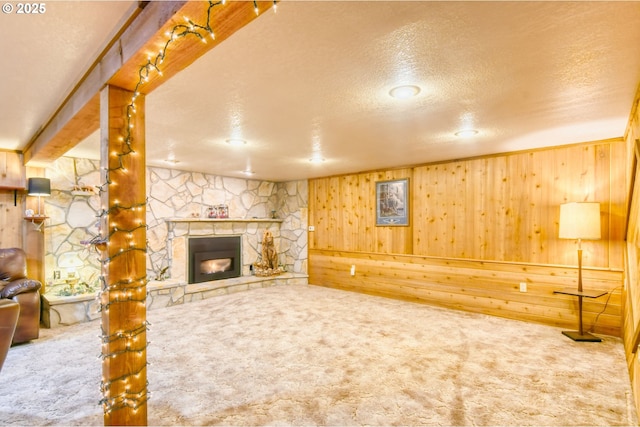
[558,202,602,341]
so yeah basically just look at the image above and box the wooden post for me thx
[99,85,147,425]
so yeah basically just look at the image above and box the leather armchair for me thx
[0,299,19,372]
[0,248,42,344]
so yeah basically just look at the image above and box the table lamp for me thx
[27,177,51,217]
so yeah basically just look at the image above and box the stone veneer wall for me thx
[45,157,103,287]
[42,157,308,288]
[147,166,308,279]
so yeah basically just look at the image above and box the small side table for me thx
[554,288,607,342]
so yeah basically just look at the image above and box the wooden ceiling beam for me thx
[23,0,181,164]
[24,0,272,165]
[108,1,275,93]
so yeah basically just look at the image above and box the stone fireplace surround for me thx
[40,159,310,327]
[168,218,290,281]
[42,217,309,328]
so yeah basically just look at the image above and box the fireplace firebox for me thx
[188,236,241,284]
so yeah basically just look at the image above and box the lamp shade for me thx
[559,202,601,240]
[27,177,51,196]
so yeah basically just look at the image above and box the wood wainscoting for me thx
[308,139,627,338]
[310,249,623,337]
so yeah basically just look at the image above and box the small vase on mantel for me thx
[217,204,229,219]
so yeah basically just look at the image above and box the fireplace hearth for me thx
[188,236,241,284]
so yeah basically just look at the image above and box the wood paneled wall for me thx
[0,151,27,249]
[309,169,413,254]
[309,140,627,336]
[0,167,48,287]
[412,144,625,267]
[622,95,640,416]
[0,191,24,249]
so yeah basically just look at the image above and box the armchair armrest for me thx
[0,278,41,299]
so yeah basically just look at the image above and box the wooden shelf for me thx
[24,216,49,222]
[71,190,96,196]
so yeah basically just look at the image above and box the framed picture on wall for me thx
[376,178,409,226]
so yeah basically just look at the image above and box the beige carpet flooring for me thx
[0,284,637,426]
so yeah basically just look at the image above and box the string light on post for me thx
[95,0,279,418]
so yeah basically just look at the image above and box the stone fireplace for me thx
[188,236,241,284]
[167,218,292,284]
[42,216,310,328]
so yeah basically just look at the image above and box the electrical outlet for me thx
[519,282,527,292]
[350,265,356,276]
[308,225,315,232]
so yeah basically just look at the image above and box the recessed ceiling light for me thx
[164,158,180,164]
[389,85,421,99]
[242,170,255,175]
[309,156,325,163]
[455,129,479,138]
[226,138,247,146]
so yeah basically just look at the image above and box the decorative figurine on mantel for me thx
[253,230,283,277]
[205,204,229,218]
[217,204,229,218]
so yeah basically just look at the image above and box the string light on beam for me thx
[253,0,278,15]
[95,0,278,416]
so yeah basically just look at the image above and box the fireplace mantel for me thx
[167,217,288,283]
[166,218,283,224]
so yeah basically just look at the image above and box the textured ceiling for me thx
[0,1,136,149]
[3,1,640,182]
